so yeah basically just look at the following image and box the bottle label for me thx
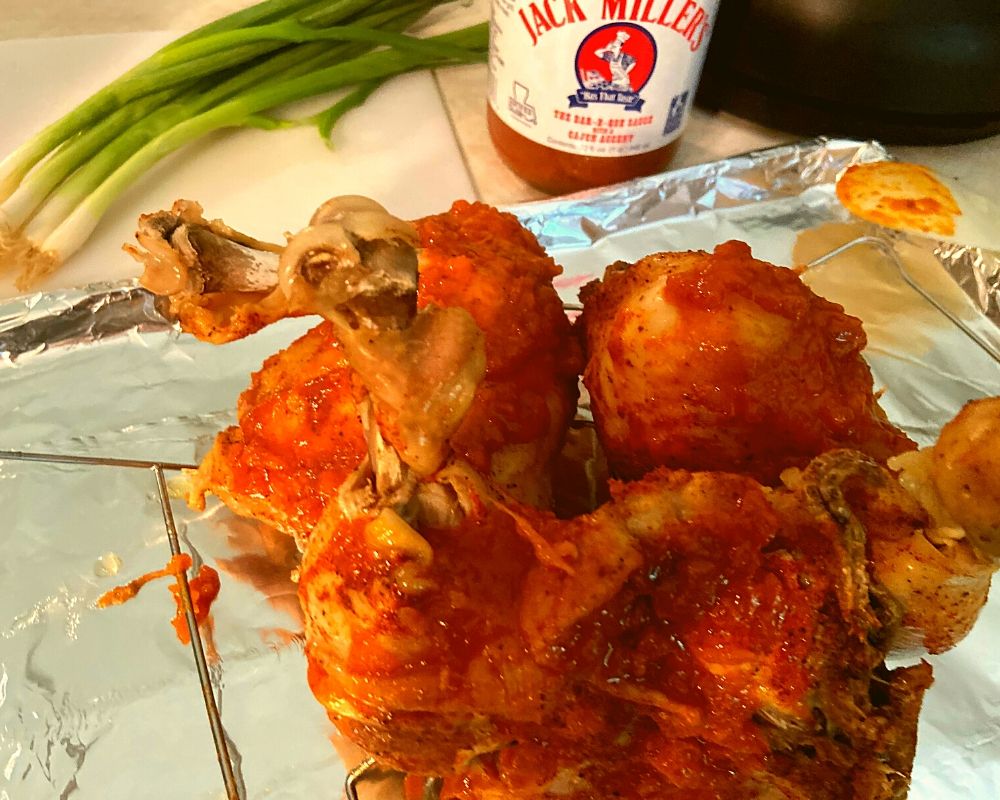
[488,0,718,158]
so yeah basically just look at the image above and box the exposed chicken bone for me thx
[129,200,282,296]
[132,196,487,478]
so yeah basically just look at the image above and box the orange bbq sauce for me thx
[97,553,220,645]
[486,1,719,195]
[487,105,682,195]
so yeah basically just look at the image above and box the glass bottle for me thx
[487,0,720,194]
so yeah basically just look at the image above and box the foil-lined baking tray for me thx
[1,137,998,800]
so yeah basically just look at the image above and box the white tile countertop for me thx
[2,0,998,298]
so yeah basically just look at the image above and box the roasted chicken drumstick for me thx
[134,200,580,545]
[301,453,938,800]
[580,243,997,653]
[300,397,999,800]
[131,199,999,800]
[579,241,915,485]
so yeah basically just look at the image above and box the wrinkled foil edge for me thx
[0,279,173,363]
[508,137,891,249]
[1,137,996,364]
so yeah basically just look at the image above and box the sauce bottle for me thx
[487,0,720,195]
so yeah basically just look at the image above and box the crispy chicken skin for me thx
[415,202,582,504]
[186,321,367,547]
[784,449,994,657]
[871,397,1000,652]
[580,242,996,655]
[300,458,932,800]
[181,202,580,541]
[579,242,915,485]
[928,397,1000,557]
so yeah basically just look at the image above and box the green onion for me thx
[311,78,389,142]
[0,0,373,202]
[0,0,486,289]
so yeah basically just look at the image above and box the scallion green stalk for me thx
[11,4,435,245]
[0,0,377,201]
[312,78,389,142]
[47,23,488,251]
[0,0,487,290]
[1,87,191,232]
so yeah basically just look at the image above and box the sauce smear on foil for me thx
[97,553,220,644]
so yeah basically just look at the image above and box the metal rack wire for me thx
[1,232,996,800]
[0,450,240,800]
[801,236,999,365]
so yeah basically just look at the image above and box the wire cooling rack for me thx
[0,450,241,799]
[803,236,998,365]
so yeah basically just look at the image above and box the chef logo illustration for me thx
[569,24,657,112]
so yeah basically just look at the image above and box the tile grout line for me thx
[432,68,484,202]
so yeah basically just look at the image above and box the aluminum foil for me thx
[1,137,999,800]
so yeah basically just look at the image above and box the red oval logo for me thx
[575,23,657,94]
